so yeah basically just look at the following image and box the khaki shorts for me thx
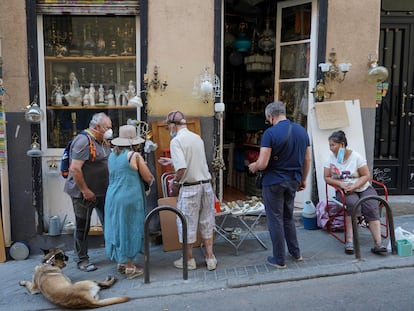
[176,183,215,244]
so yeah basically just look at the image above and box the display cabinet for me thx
[40,15,139,148]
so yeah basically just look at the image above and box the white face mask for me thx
[103,128,113,140]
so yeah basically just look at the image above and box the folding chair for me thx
[325,179,389,244]
[161,171,176,198]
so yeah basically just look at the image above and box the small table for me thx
[215,208,267,255]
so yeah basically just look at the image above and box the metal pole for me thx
[351,195,396,260]
[144,205,188,283]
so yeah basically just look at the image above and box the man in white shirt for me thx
[158,111,217,271]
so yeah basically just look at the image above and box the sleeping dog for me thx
[19,248,129,309]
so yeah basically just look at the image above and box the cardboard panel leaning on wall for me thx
[310,100,366,202]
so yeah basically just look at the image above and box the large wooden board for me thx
[158,197,201,251]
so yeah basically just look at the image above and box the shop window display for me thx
[41,15,138,148]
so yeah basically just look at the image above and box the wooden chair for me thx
[325,179,389,243]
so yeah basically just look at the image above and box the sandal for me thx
[125,266,144,280]
[117,264,126,274]
[371,244,387,254]
[344,242,354,254]
[78,262,98,272]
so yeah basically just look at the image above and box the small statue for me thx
[55,43,68,58]
[121,87,127,106]
[107,89,115,106]
[98,84,105,104]
[83,88,90,106]
[51,77,63,106]
[64,72,82,106]
[89,83,96,106]
[126,80,136,102]
[55,85,63,106]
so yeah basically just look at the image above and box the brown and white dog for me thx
[19,248,129,309]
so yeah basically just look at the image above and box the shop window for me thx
[39,15,139,148]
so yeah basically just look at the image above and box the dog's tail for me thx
[92,296,130,307]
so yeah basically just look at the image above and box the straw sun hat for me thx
[111,125,144,146]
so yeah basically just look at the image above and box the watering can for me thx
[49,214,67,236]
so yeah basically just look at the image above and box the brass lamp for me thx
[311,49,351,102]
[367,55,388,84]
[143,66,168,92]
[27,133,43,157]
[311,80,334,102]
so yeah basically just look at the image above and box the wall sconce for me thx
[25,95,44,123]
[46,159,60,176]
[311,80,334,102]
[311,49,351,102]
[367,54,389,84]
[192,67,221,104]
[27,133,43,157]
[319,49,351,83]
[143,66,168,92]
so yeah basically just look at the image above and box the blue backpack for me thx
[60,131,96,178]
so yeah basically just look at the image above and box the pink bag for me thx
[316,201,344,231]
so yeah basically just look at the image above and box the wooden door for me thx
[151,118,201,196]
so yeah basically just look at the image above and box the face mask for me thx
[103,128,113,140]
[170,131,176,138]
[337,147,345,164]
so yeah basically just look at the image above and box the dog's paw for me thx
[19,280,26,286]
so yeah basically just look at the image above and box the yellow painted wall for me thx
[0,0,29,112]
[147,0,216,118]
[325,0,380,108]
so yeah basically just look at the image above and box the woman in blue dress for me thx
[104,125,154,279]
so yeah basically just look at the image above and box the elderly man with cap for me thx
[158,111,217,271]
[105,125,154,279]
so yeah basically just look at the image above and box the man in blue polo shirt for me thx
[249,101,311,269]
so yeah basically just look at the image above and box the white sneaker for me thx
[206,256,217,271]
[173,257,197,270]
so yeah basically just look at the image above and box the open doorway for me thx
[222,0,277,203]
[221,0,315,204]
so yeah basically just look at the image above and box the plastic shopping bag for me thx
[395,226,414,250]
[316,201,344,230]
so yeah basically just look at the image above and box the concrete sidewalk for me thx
[1,214,414,310]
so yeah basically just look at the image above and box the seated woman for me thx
[323,130,387,255]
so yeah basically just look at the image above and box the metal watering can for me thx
[49,214,67,236]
